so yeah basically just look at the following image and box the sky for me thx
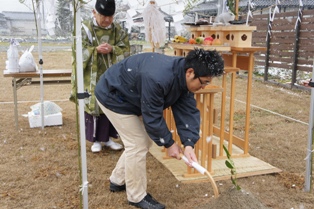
[0,0,187,33]
[0,0,32,12]
[0,0,185,13]
[0,0,93,13]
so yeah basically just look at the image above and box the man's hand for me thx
[167,144,198,167]
[167,143,183,160]
[183,146,197,167]
[96,42,112,54]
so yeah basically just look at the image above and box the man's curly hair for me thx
[184,48,224,78]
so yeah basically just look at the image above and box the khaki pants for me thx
[97,100,152,203]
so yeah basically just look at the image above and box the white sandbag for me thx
[7,39,20,72]
[19,45,37,72]
[30,101,63,116]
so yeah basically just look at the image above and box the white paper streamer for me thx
[304,149,314,160]
[79,181,89,195]
[224,0,233,14]
[266,7,272,41]
[246,11,252,25]
[246,0,253,25]
[271,6,278,21]
[294,0,303,29]
[271,0,281,22]
[266,0,281,42]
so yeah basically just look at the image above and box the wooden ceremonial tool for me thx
[180,154,219,198]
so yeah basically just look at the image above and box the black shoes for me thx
[109,181,126,192]
[110,182,165,209]
[129,193,165,209]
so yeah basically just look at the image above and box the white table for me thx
[3,69,72,129]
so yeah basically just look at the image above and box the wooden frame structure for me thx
[164,25,266,177]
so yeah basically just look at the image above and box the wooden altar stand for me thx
[150,25,281,182]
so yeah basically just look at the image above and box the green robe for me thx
[70,18,130,115]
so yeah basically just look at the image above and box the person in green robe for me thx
[71,0,130,153]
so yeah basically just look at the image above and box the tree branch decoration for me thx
[226,0,236,16]
[295,0,303,29]
[182,0,200,14]
[223,144,241,190]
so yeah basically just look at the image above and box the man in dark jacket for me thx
[95,48,224,209]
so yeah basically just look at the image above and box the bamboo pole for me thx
[304,61,314,192]
[235,0,239,20]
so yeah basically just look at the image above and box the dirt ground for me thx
[1,45,314,209]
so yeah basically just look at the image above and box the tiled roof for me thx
[191,0,314,13]
[191,1,218,12]
[239,0,314,7]
[0,13,5,21]
[2,11,34,21]
[133,8,173,22]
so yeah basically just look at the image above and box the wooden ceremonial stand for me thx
[164,24,266,177]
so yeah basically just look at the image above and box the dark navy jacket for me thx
[95,52,200,148]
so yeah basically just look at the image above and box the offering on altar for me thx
[214,12,235,25]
